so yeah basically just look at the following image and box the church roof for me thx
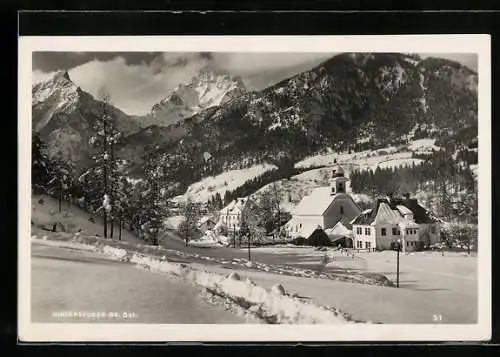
[332,165,345,178]
[292,187,339,216]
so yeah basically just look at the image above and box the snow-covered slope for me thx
[174,163,278,203]
[407,138,441,155]
[295,139,441,171]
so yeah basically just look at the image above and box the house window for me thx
[356,227,362,235]
[338,183,344,193]
[356,241,363,249]
[365,228,371,235]
[406,241,409,246]
[300,223,302,228]
[340,206,344,214]
[365,242,371,249]
[381,228,386,236]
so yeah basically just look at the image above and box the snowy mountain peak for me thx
[146,67,247,127]
[54,70,71,82]
[32,70,79,107]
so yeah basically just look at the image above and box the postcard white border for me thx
[18,35,491,342]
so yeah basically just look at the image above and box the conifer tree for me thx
[83,86,123,238]
[178,196,201,246]
[47,151,75,213]
[137,152,170,245]
[32,131,51,193]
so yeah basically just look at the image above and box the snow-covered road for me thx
[31,242,248,324]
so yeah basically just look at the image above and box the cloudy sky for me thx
[32,52,478,116]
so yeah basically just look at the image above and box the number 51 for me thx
[433,314,443,322]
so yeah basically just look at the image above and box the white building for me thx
[351,195,441,252]
[217,197,249,232]
[284,165,362,240]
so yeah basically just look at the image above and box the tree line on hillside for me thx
[349,150,477,224]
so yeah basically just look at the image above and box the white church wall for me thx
[323,196,362,229]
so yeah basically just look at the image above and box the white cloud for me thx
[65,56,206,115]
[32,69,57,84]
[210,52,334,76]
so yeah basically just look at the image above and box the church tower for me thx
[330,165,349,196]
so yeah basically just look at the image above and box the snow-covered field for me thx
[174,163,277,203]
[32,234,359,324]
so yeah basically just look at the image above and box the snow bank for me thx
[195,271,353,324]
[101,245,128,260]
[125,253,355,324]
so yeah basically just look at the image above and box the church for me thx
[284,165,362,242]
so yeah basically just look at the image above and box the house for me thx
[284,165,362,241]
[217,197,250,232]
[351,194,441,252]
[197,216,216,233]
[324,217,354,247]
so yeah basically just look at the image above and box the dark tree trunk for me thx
[247,235,251,261]
[58,179,62,213]
[110,220,114,239]
[119,219,122,241]
[103,211,108,238]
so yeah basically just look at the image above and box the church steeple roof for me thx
[332,164,345,178]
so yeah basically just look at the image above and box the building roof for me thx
[351,197,439,226]
[398,198,439,224]
[337,216,354,230]
[291,187,333,216]
[325,221,353,238]
[198,216,215,226]
[292,187,359,216]
[332,165,345,178]
[221,197,248,215]
[374,202,403,224]
[396,205,413,216]
[285,218,323,239]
